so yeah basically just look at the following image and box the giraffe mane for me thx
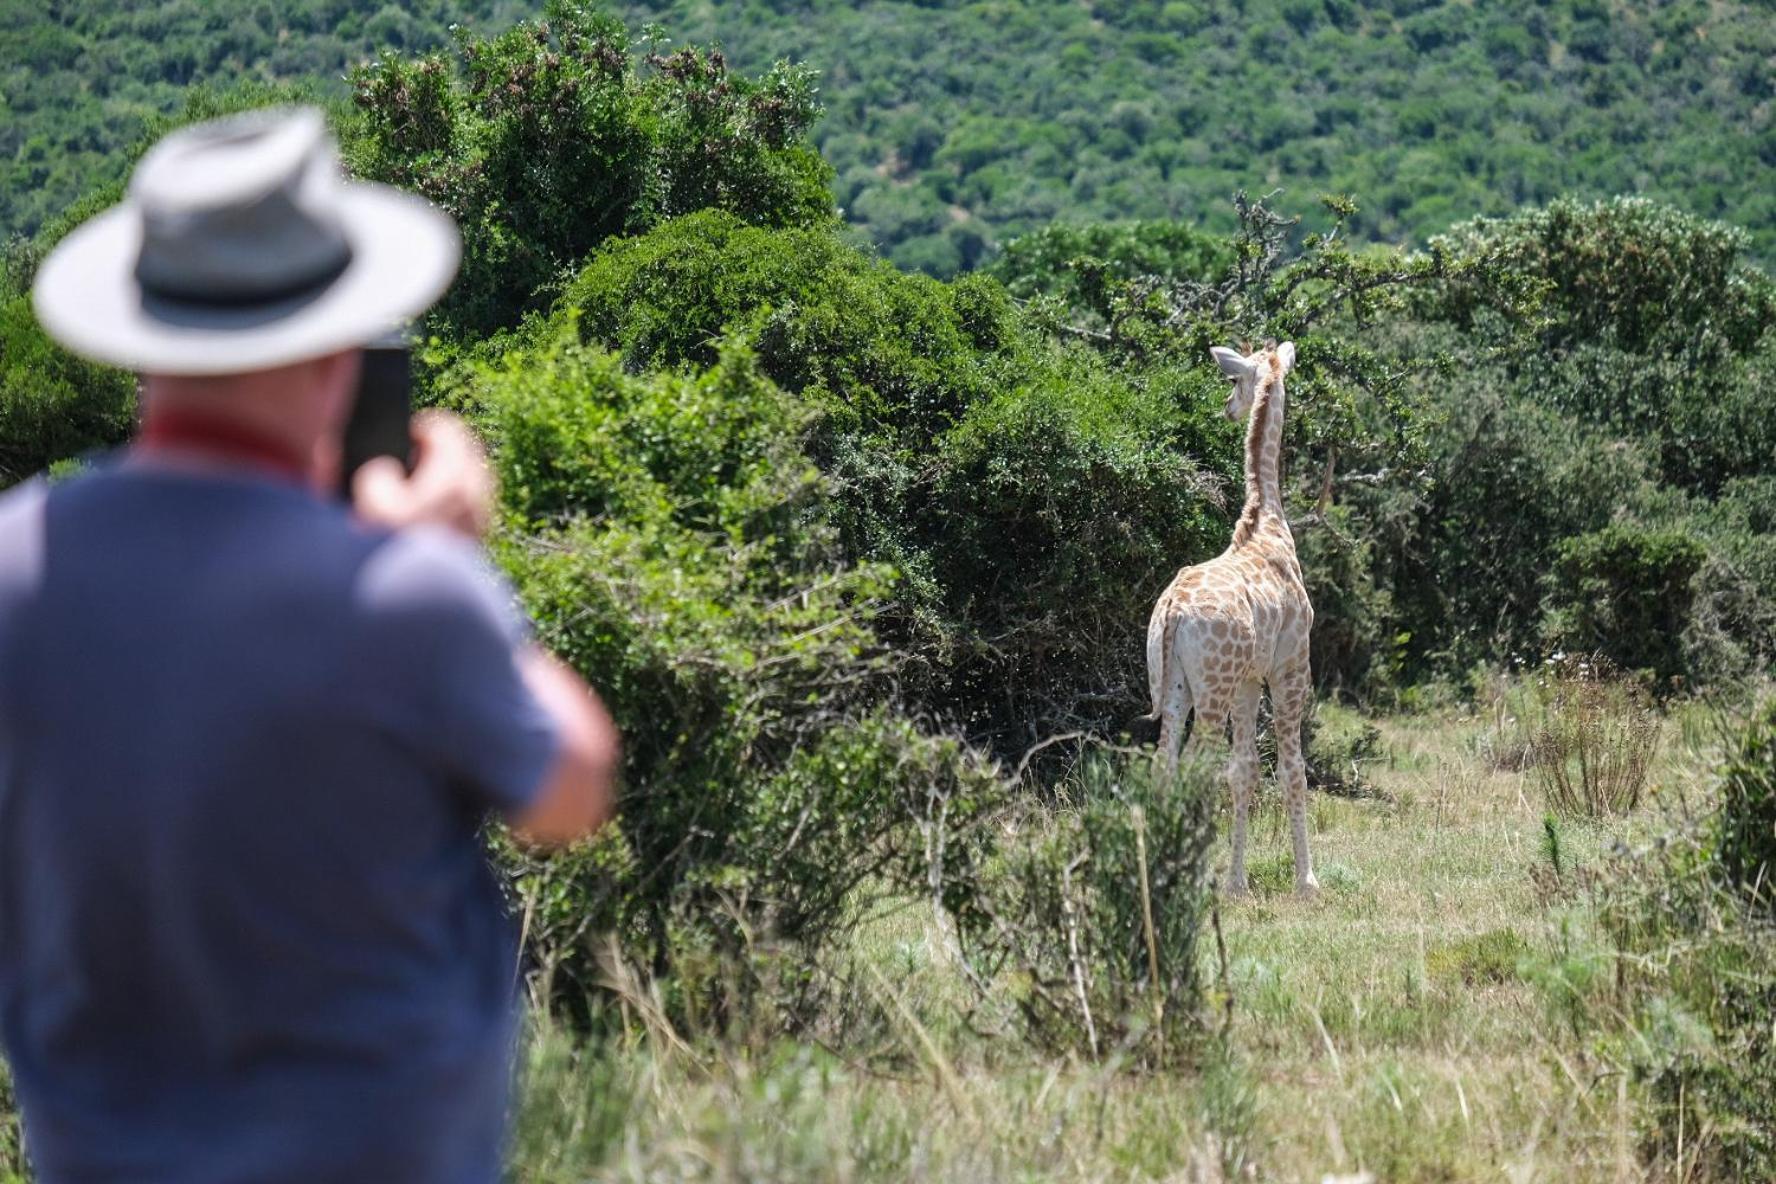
[1231,356,1283,547]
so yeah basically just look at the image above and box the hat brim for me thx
[32,183,461,376]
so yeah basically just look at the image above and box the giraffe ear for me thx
[1276,341,1297,373]
[1211,346,1254,380]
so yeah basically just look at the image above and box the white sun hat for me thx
[32,106,460,376]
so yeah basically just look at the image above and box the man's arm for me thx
[356,410,619,847]
[510,648,619,846]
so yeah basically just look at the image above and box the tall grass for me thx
[1523,661,1660,817]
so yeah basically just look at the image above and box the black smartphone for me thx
[339,335,413,501]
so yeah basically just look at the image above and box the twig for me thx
[1059,852,1099,1060]
[1212,897,1234,1038]
[864,961,975,1119]
[1132,805,1166,1058]
[1014,730,1087,781]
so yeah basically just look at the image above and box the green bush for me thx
[1598,701,1776,1178]
[0,276,134,488]
[1686,476,1776,682]
[554,213,1239,756]
[557,210,1015,443]
[1542,523,1707,687]
[957,754,1218,1062]
[344,3,834,341]
[1426,198,1776,493]
[466,328,1000,1029]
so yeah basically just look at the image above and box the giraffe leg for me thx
[1226,680,1261,897]
[1273,659,1319,897]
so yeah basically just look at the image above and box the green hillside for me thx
[4,0,1772,268]
[0,0,530,240]
[619,0,1776,271]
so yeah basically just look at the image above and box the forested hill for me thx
[0,0,532,240]
[620,0,1776,272]
[3,0,1773,270]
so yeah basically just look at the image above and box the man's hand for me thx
[353,410,495,539]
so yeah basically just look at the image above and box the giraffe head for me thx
[1210,341,1296,421]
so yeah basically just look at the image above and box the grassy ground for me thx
[507,700,1728,1184]
[0,698,1733,1184]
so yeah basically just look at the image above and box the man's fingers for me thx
[352,455,412,517]
[352,411,494,539]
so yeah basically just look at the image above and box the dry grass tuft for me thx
[1522,661,1661,818]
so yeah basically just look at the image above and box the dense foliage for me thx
[637,0,1776,271]
[462,331,1003,1023]
[344,5,834,339]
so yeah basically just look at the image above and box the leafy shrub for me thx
[1542,524,1707,687]
[957,755,1218,1062]
[469,329,999,1029]
[1432,197,1773,360]
[1597,702,1776,1178]
[1373,377,1658,679]
[556,210,1013,443]
[555,213,1238,757]
[1426,198,1776,493]
[1521,662,1660,818]
[0,281,135,488]
[345,2,834,340]
[914,352,1232,752]
[1686,476,1776,682]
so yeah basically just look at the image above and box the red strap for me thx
[137,408,311,485]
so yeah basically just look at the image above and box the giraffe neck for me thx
[1233,370,1286,546]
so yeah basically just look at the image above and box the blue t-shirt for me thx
[0,464,559,1183]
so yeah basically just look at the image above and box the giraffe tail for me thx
[1129,610,1186,741]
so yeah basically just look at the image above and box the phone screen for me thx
[338,340,413,501]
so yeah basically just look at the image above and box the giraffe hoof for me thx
[1296,875,1321,900]
[1224,876,1250,899]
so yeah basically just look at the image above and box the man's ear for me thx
[315,349,364,419]
[1210,346,1254,380]
[1276,341,1296,374]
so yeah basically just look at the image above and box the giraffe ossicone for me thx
[1143,340,1318,898]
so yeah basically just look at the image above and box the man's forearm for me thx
[510,648,619,847]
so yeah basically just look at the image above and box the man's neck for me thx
[137,370,337,491]
[136,404,314,485]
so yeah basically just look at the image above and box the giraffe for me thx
[1143,340,1317,898]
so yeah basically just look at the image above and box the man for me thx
[0,107,619,1181]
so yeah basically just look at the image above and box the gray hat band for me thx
[134,189,354,307]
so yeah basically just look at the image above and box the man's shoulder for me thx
[0,478,50,594]
[353,526,526,643]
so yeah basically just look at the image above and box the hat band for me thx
[136,245,354,311]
